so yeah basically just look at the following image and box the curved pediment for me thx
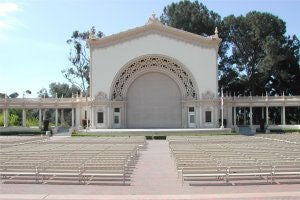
[88,16,221,49]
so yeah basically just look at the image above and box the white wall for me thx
[91,33,217,98]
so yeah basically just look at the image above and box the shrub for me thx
[145,136,153,140]
[0,112,22,126]
[26,117,39,127]
[145,135,166,140]
[0,113,3,126]
[153,135,166,140]
[0,131,46,136]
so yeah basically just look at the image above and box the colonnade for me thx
[1,108,76,128]
[231,105,299,128]
[1,94,299,130]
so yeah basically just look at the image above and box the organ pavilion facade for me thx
[88,14,221,129]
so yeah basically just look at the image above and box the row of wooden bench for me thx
[168,135,300,186]
[0,137,146,185]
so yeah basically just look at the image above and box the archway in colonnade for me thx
[268,107,282,125]
[235,107,250,126]
[286,106,300,125]
[252,107,266,126]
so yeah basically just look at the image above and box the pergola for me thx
[0,95,84,128]
[225,94,300,129]
[0,94,299,130]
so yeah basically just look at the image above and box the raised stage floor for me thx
[77,128,232,135]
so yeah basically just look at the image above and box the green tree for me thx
[49,82,81,98]
[267,35,300,95]
[221,11,287,95]
[62,26,103,94]
[9,92,19,98]
[37,88,49,98]
[218,13,300,96]
[161,0,221,37]
[6,109,22,126]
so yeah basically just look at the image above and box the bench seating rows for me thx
[168,135,300,186]
[0,136,146,185]
[0,136,49,148]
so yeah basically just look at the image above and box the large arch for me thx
[109,54,199,101]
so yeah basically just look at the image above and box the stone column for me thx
[243,107,247,125]
[214,107,218,128]
[106,106,109,128]
[22,109,26,127]
[75,106,81,129]
[90,106,94,128]
[43,110,46,120]
[86,107,89,129]
[55,108,58,127]
[60,109,65,124]
[220,89,224,129]
[38,109,42,128]
[266,106,269,126]
[198,106,202,128]
[181,104,188,128]
[124,104,127,128]
[227,105,232,128]
[233,106,237,127]
[250,106,253,126]
[71,108,75,127]
[4,109,8,127]
[282,106,286,125]
[108,106,112,128]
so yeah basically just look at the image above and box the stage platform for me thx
[77,128,232,136]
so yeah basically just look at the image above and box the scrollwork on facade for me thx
[202,91,215,99]
[95,91,108,101]
[111,56,198,100]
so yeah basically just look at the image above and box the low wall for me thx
[0,126,40,132]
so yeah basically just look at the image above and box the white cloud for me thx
[0,2,27,44]
[0,2,20,17]
[0,2,23,32]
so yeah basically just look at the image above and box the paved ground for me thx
[131,140,183,192]
[1,140,300,200]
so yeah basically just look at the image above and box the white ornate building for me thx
[88,14,221,129]
[1,14,299,131]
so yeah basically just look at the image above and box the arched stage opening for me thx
[126,72,182,128]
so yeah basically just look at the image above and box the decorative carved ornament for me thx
[202,91,215,99]
[146,12,161,25]
[111,56,198,100]
[95,91,108,101]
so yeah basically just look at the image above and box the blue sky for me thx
[0,0,299,98]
